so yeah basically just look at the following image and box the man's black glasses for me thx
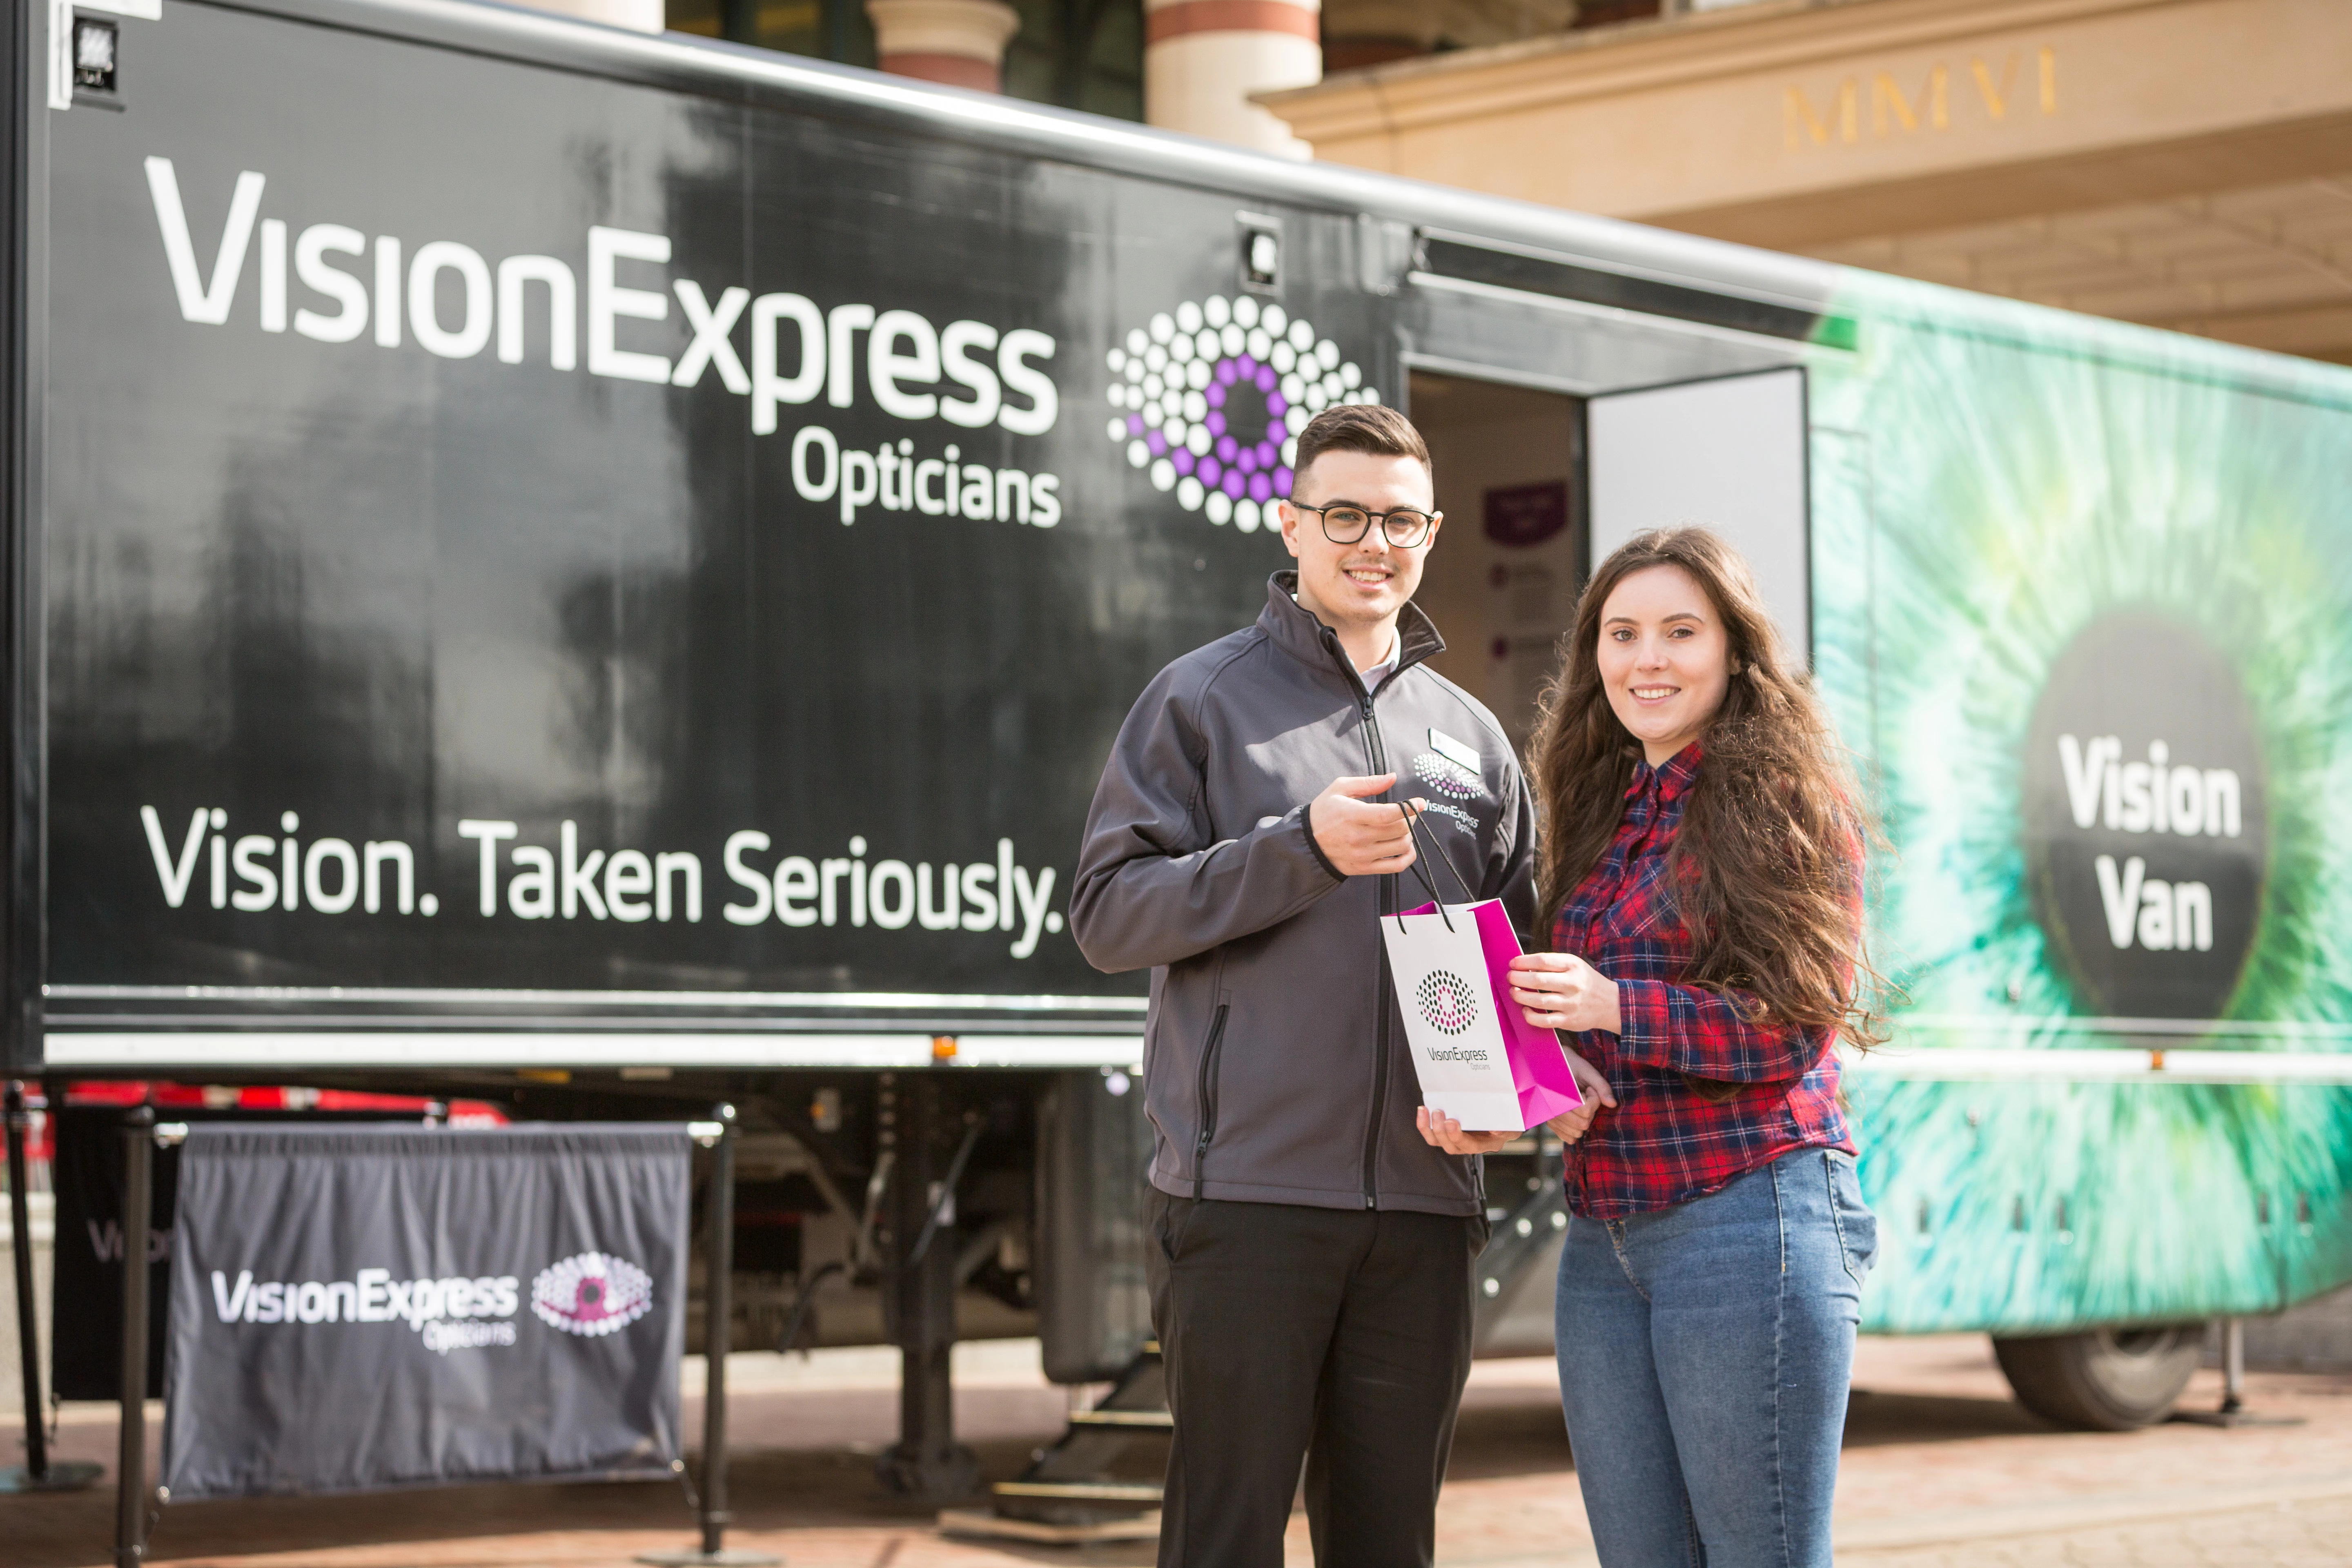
[1290,501,1439,549]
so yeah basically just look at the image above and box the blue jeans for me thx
[1555,1148,1877,1568]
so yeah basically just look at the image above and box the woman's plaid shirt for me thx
[1551,744,1853,1219]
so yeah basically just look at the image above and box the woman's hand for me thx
[1544,1047,1617,1144]
[1416,1106,1515,1156]
[1508,951,1622,1035]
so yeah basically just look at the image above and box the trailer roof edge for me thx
[191,0,1843,316]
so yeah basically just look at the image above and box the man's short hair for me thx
[1291,404,1432,497]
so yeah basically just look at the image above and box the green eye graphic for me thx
[1809,279,2352,1331]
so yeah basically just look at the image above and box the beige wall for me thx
[1264,0,2352,360]
[1271,0,2352,239]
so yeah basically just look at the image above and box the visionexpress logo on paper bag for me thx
[1385,899,1586,1135]
[1414,971,1482,1041]
[1383,909,1523,1131]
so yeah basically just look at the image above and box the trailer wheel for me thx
[1991,1325,2203,1430]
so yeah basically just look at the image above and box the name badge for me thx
[1428,728,1481,775]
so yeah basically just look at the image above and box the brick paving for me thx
[4,1336,2348,1567]
[1840,1494,2352,1566]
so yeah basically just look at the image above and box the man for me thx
[1072,404,1555,1567]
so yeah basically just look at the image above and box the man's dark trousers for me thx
[1145,1189,1486,1568]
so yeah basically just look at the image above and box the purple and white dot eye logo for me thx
[531,1250,654,1338]
[1411,751,1484,802]
[1105,294,1379,533]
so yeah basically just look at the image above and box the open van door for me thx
[1588,367,1810,666]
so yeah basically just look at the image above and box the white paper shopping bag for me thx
[1380,905,1523,1131]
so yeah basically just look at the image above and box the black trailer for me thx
[16,0,2340,1519]
[27,0,1796,1504]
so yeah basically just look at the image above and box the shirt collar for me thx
[1258,572,1445,686]
[1628,742,1703,804]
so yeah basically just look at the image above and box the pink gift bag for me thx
[1403,897,1586,1131]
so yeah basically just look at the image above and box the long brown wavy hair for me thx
[1529,526,1883,1054]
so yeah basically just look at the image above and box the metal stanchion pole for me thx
[115,1105,154,1568]
[3,1082,100,1495]
[639,1105,775,1568]
[6,1081,45,1482]
[700,1103,737,1558]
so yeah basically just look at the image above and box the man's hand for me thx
[1544,1048,1617,1144]
[1416,1106,1515,1156]
[1418,1047,1617,1156]
[1507,951,1622,1035]
[1309,775,1430,877]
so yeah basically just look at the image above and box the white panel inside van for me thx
[1587,368,1809,665]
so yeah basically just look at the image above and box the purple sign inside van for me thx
[1483,481,1568,548]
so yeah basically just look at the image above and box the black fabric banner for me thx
[161,1123,689,1499]
[49,1105,175,1401]
[50,1106,430,1401]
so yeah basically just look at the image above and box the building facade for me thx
[1265,0,2352,365]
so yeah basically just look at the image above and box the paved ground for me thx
[6,1336,2350,1566]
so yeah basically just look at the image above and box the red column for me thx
[866,0,1021,93]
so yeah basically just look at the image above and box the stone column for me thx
[511,0,664,33]
[866,0,1022,93]
[1145,0,1322,158]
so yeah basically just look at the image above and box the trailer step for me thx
[939,1506,1161,1544]
[1066,1408,1175,1428]
[991,1480,1165,1502]
[978,1344,1169,1532]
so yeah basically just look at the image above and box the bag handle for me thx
[1389,801,1475,934]
[1402,801,1476,904]
[1394,824,1450,933]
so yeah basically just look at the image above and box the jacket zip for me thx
[1192,1000,1230,1201]
[1323,625,1401,1211]
[1359,685,1392,1209]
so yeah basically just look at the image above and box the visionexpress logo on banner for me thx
[532,1252,655,1338]
[1105,294,1377,535]
[209,1249,654,1354]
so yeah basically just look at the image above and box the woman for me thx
[1420,526,1878,1568]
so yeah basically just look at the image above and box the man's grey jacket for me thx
[1071,573,1537,1217]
